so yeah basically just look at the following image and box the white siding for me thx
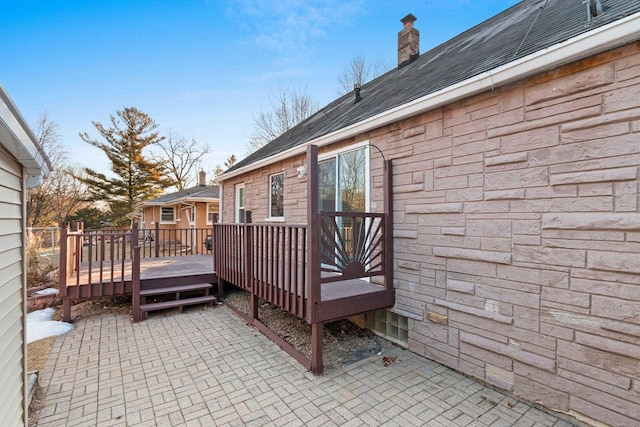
[0,145,26,427]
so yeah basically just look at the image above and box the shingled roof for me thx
[136,184,220,207]
[223,0,640,177]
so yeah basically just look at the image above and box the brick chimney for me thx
[199,170,206,186]
[398,14,419,68]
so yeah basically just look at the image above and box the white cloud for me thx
[226,0,365,52]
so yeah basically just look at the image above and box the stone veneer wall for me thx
[222,42,640,426]
[380,42,640,426]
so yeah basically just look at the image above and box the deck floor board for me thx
[69,254,214,287]
[321,279,385,301]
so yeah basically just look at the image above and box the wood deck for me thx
[318,279,394,323]
[65,255,216,300]
[59,145,394,374]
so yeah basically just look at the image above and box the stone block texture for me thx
[222,43,640,426]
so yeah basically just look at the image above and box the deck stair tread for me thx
[140,295,216,312]
[140,283,212,296]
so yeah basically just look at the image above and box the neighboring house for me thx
[0,86,51,427]
[217,1,640,425]
[132,171,219,250]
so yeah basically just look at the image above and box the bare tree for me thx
[336,55,392,95]
[247,84,318,154]
[47,166,89,224]
[152,131,210,190]
[27,113,87,226]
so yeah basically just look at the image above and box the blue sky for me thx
[1,0,520,177]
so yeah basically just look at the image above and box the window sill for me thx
[264,217,285,223]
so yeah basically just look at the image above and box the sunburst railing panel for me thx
[319,212,385,283]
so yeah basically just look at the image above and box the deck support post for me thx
[59,222,72,322]
[62,300,71,322]
[245,211,258,321]
[216,277,224,298]
[383,159,394,291]
[132,246,141,322]
[212,221,224,298]
[306,145,323,374]
[311,322,324,374]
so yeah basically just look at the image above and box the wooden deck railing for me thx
[137,223,213,257]
[59,221,215,320]
[214,222,308,319]
[214,211,388,320]
[213,223,245,289]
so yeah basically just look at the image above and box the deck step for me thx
[140,283,212,296]
[139,295,216,312]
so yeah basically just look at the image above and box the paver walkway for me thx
[36,306,578,426]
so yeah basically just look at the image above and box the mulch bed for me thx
[223,288,385,369]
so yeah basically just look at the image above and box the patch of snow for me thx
[34,288,59,296]
[26,308,74,344]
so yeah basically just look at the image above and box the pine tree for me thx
[78,107,169,226]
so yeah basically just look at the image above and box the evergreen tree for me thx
[78,107,168,226]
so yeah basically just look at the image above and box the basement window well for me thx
[366,310,409,346]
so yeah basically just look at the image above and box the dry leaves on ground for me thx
[223,289,385,369]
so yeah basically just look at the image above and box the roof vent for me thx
[587,0,603,21]
[398,14,419,68]
[354,83,362,103]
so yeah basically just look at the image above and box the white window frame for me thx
[318,141,371,212]
[235,184,245,223]
[318,142,371,275]
[160,206,176,223]
[268,172,285,220]
[206,203,218,225]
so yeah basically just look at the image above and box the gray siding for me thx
[0,144,26,427]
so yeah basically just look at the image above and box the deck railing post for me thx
[131,222,139,259]
[384,159,394,291]
[306,145,323,374]
[155,222,160,258]
[245,211,258,321]
[60,222,72,322]
[306,145,321,322]
[132,246,141,322]
[214,222,225,298]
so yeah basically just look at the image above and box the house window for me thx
[269,173,284,218]
[318,145,369,212]
[235,184,245,223]
[366,310,409,346]
[318,144,369,265]
[160,207,175,223]
[206,203,218,224]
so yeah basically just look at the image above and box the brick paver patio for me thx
[36,306,578,426]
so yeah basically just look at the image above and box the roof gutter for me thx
[0,85,52,187]
[218,12,640,182]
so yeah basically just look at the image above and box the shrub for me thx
[26,231,57,288]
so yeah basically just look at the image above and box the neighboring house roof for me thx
[220,0,640,181]
[136,184,220,208]
[0,85,51,184]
